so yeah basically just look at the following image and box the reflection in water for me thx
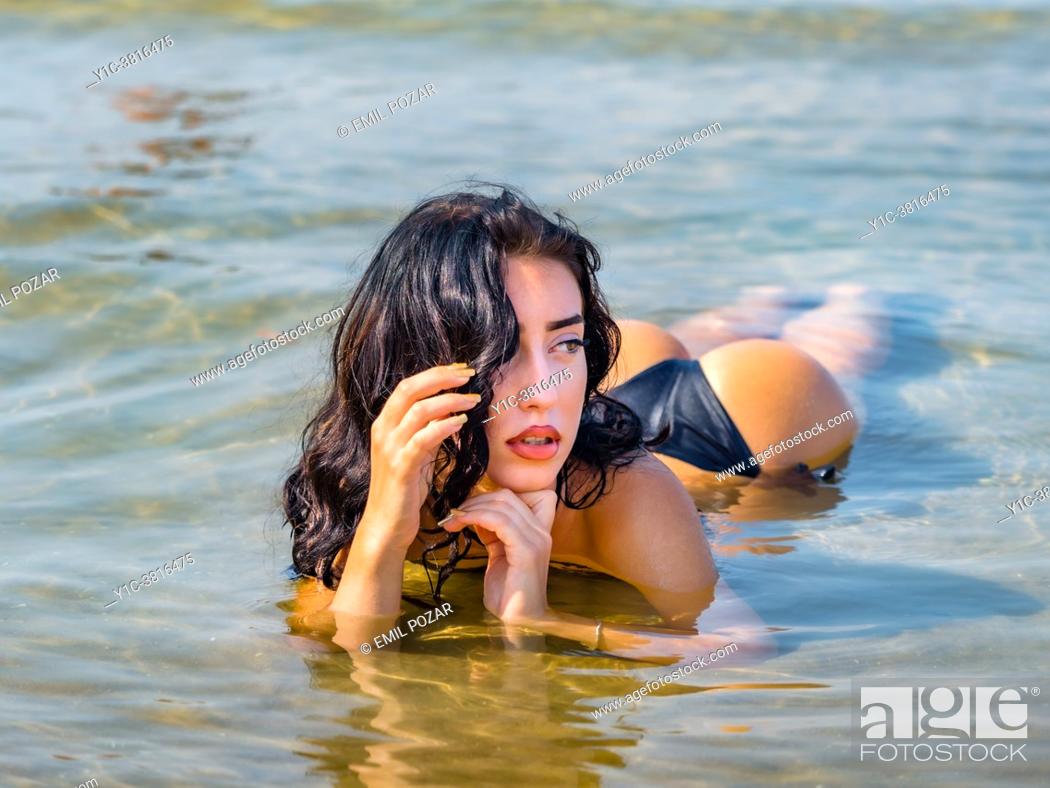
[285,579,609,783]
[101,86,254,172]
[49,186,162,199]
[138,135,253,167]
[687,451,853,523]
[286,585,816,784]
[688,460,857,559]
[113,86,190,122]
[715,535,800,557]
[275,461,876,782]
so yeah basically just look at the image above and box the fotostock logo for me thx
[852,679,1043,766]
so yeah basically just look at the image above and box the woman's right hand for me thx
[359,362,480,556]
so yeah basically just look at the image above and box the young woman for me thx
[284,184,885,663]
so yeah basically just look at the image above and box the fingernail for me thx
[456,368,476,377]
[448,362,470,369]
[453,413,468,423]
[438,507,466,526]
[463,393,481,402]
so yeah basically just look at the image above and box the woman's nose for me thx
[518,366,559,407]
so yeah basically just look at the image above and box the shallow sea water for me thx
[1,1,1049,785]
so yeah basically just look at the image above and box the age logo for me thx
[852,680,1041,764]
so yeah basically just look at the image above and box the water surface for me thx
[2,1,1049,785]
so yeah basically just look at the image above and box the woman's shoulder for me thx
[578,450,690,530]
[575,449,718,594]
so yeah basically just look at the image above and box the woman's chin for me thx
[484,465,560,493]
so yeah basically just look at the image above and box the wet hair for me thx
[283,182,660,598]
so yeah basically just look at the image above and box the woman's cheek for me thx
[567,368,586,410]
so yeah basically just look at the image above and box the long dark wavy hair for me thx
[283,182,663,599]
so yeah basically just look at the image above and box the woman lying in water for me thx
[283,183,886,664]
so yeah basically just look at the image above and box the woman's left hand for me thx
[439,488,558,625]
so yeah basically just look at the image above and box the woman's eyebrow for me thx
[545,313,584,331]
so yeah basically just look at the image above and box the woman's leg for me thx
[778,284,889,380]
[610,285,888,388]
[611,288,798,387]
[667,286,806,358]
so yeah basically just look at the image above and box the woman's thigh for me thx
[700,338,857,472]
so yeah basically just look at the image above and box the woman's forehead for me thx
[504,256,583,317]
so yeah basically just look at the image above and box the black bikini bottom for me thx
[606,358,758,478]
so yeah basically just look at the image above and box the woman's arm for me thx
[527,454,774,663]
[327,522,411,652]
[324,362,479,628]
[438,463,776,665]
[507,579,772,666]
[330,519,408,616]
[587,452,721,614]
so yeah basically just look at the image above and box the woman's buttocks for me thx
[700,338,857,472]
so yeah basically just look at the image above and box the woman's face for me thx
[480,254,588,493]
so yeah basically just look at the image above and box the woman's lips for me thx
[506,438,560,460]
[506,425,561,461]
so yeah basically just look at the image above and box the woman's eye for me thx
[555,338,588,354]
